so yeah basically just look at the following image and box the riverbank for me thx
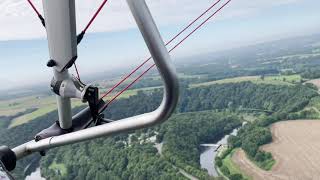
[200,128,240,177]
[216,148,251,180]
[25,168,45,180]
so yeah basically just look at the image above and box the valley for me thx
[1,34,320,180]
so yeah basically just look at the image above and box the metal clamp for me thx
[50,76,89,102]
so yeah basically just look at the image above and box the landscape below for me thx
[1,34,320,180]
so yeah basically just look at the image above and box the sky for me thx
[0,0,320,90]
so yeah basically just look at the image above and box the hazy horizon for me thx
[0,0,320,90]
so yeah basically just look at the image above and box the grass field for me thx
[49,162,67,176]
[2,86,161,128]
[0,95,56,117]
[239,113,261,122]
[190,75,301,88]
[9,100,83,128]
[220,149,252,180]
[265,74,301,83]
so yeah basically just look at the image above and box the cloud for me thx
[0,0,305,41]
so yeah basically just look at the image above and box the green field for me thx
[239,113,260,122]
[220,149,251,180]
[9,101,83,128]
[0,95,57,117]
[2,86,161,128]
[49,162,67,176]
[149,73,205,83]
[190,75,301,88]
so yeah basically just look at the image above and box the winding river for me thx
[200,128,239,176]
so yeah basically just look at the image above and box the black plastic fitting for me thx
[0,146,16,171]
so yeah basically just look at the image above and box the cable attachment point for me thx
[77,31,85,45]
[95,114,114,125]
[50,77,102,123]
[50,76,89,102]
[84,86,100,123]
[38,14,46,27]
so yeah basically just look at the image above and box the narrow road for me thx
[179,168,199,180]
[155,143,199,180]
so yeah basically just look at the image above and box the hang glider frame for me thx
[0,0,179,171]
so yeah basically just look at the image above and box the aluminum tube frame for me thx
[53,71,73,129]
[13,0,179,160]
[42,0,78,129]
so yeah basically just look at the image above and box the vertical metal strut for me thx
[42,0,78,129]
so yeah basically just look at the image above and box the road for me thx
[155,143,199,180]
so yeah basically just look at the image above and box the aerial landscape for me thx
[1,0,320,180]
[1,33,320,179]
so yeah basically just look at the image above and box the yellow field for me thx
[233,120,320,180]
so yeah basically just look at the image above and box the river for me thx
[25,168,45,180]
[200,128,239,177]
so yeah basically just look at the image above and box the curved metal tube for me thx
[13,0,179,160]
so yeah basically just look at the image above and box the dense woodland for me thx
[158,112,241,178]
[41,139,184,180]
[0,106,86,179]
[40,111,241,180]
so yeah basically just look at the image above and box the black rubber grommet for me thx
[0,146,17,171]
[47,59,57,67]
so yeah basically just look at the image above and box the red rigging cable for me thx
[99,0,232,112]
[169,0,232,54]
[76,0,111,77]
[101,0,223,99]
[99,64,156,112]
[77,0,110,44]
[27,0,45,27]
[26,0,110,34]
[27,0,40,16]
[26,0,112,80]
[83,0,110,33]
[100,57,153,99]
[165,0,222,46]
